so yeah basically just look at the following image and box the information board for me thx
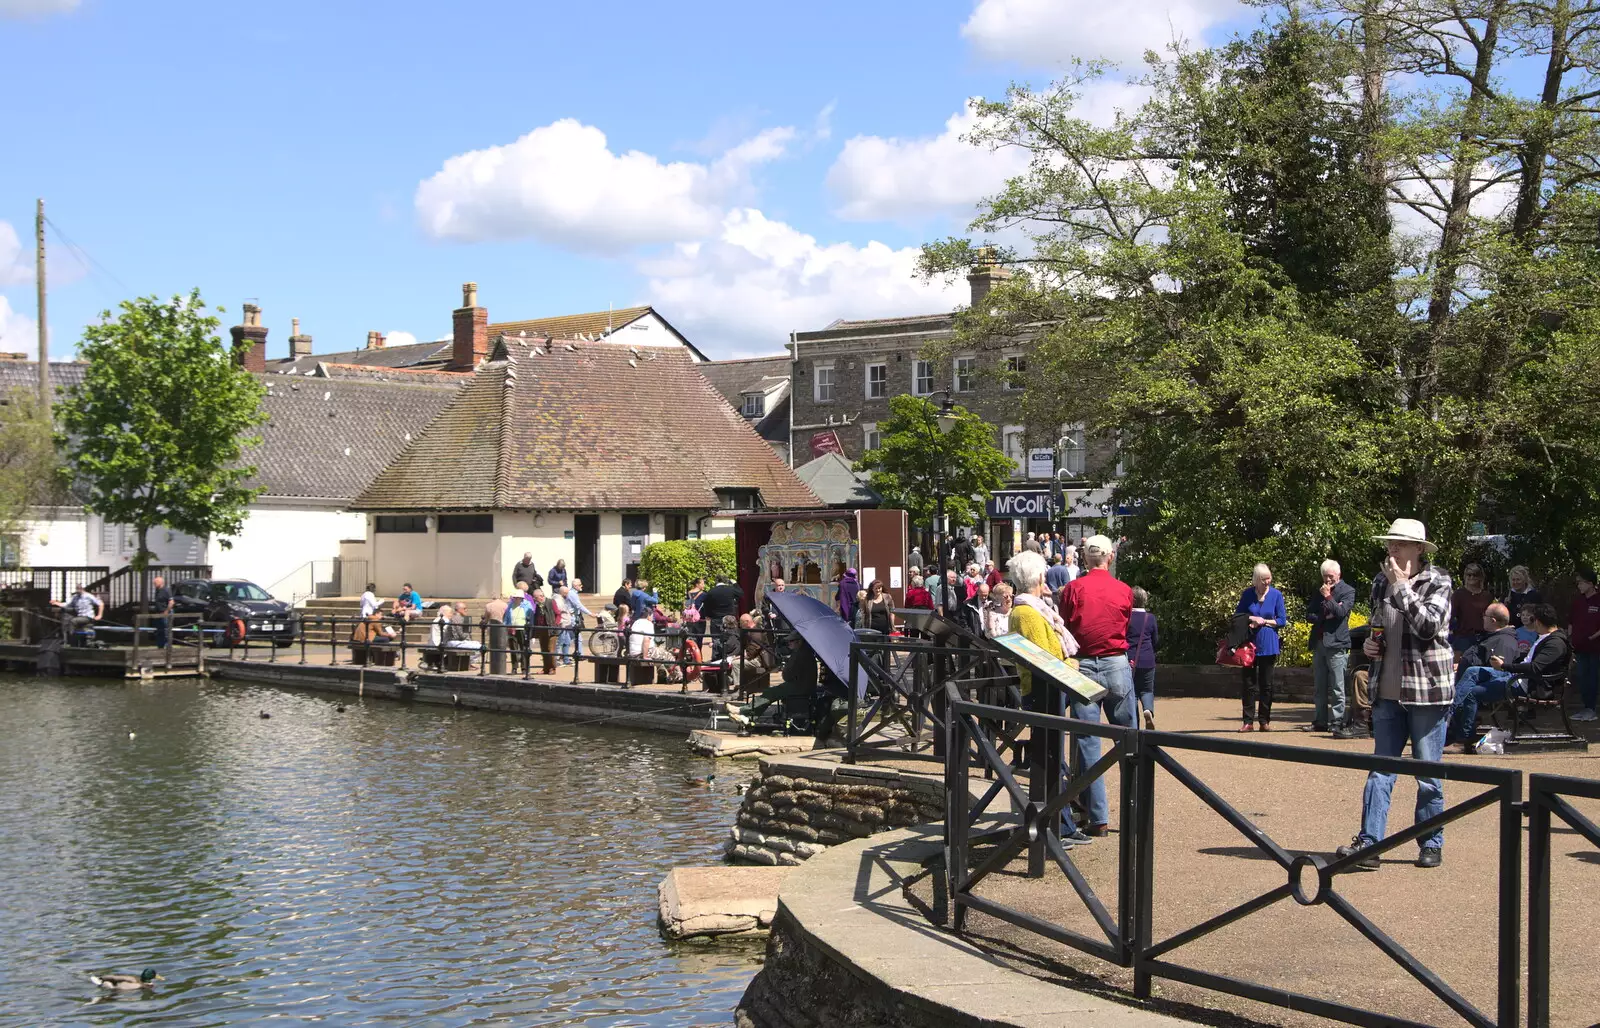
[990,632,1108,704]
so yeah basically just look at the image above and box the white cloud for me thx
[962,0,1243,68]
[0,0,79,17]
[0,222,32,288]
[384,331,419,348]
[827,84,1149,224]
[415,119,793,254]
[1390,160,1520,241]
[641,208,967,356]
[0,296,38,354]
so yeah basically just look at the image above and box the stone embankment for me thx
[726,753,944,866]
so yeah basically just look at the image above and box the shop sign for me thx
[987,491,1052,517]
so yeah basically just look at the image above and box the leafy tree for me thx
[0,389,68,550]
[638,538,736,609]
[853,395,1014,531]
[57,291,266,610]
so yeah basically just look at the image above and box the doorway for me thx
[574,514,599,592]
[622,514,649,581]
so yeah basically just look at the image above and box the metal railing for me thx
[1527,773,1600,1028]
[83,564,212,614]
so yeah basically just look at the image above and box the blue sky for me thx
[0,0,1254,360]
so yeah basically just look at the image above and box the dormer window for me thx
[742,392,766,418]
[715,488,762,510]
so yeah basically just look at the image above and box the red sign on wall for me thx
[809,430,844,458]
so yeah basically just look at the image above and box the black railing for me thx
[1527,773,1600,1028]
[0,566,109,603]
[84,564,212,614]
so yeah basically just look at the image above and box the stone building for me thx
[697,355,791,464]
[786,265,1117,560]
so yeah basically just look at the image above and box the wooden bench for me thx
[421,647,474,672]
[590,655,625,684]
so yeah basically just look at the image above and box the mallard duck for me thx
[258,711,271,720]
[683,772,716,786]
[89,969,162,990]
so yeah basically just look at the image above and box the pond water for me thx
[0,676,758,1026]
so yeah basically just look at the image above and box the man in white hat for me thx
[1335,518,1455,871]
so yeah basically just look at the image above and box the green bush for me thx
[638,538,737,609]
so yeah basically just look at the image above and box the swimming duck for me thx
[89,969,163,990]
[258,711,271,720]
[683,772,717,786]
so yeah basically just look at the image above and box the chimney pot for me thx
[292,318,300,336]
[288,318,314,359]
[452,283,489,370]
[967,247,1012,309]
[463,282,478,308]
[230,304,269,373]
[366,331,386,350]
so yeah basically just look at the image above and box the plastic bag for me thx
[1476,727,1510,755]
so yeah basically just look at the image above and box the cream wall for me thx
[208,505,368,594]
[599,513,625,594]
[494,512,577,595]
[19,509,90,566]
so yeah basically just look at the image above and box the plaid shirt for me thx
[1368,564,1455,706]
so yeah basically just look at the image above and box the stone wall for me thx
[737,911,926,1028]
[726,755,944,866]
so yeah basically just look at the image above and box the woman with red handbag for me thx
[1235,564,1287,731]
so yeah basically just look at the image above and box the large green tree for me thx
[0,389,68,554]
[853,395,1014,531]
[58,291,266,609]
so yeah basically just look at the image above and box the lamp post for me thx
[921,391,959,618]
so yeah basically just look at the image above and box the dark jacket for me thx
[613,585,632,611]
[701,583,742,624]
[512,560,537,587]
[1505,629,1572,699]
[1307,580,1357,651]
[546,565,568,589]
[952,539,976,571]
[1128,609,1159,669]
[1460,626,1521,672]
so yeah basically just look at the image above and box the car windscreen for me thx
[217,583,273,602]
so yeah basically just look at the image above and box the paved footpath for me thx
[924,695,1600,1028]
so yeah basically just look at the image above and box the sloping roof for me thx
[252,375,464,501]
[793,452,880,508]
[352,337,818,512]
[0,360,87,395]
[696,354,790,399]
[265,339,453,375]
[489,306,652,341]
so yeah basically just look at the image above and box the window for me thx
[954,356,975,393]
[664,514,689,541]
[217,582,273,601]
[0,534,18,568]
[866,362,887,399]
[814,362,835,403]
[861,422,880,452]
[1060,423,1086,476]
[1003,354,1027,391]
[177,581,210,600]
[913,359,934,396]
[438,513,494,533]
[1002,425,1027,474]
[715,488,762,510]
[375,515,428,533]
[741,392,766,418]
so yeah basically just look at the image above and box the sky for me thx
[0,0,1254,361]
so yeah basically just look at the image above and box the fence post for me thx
[1527,779,1550,1028]
[846,641,860,765]
[1497,775,1522,1028]
[945,691,969,932]
[1133,732,1157,999]
[298,615,307,665]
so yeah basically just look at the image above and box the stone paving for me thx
[914,696,1600,1028]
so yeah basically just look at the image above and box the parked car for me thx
[170,579,299,647]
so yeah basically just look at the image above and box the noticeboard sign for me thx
[990,632,1108,704]
[1027,448,1054,480]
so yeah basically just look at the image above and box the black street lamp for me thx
[919,391,959,618]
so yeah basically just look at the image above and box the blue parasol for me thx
[765,589,873,699]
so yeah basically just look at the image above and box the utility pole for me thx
[35,199,49,414]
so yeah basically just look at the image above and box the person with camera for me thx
[1335,519,1454,871]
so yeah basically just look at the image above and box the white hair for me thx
[1253,563,1272,583]
[1008,550,1048,593]
[1320,559,1340,577]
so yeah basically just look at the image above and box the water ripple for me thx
[0,677,757,1026]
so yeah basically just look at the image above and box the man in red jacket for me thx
[1056,534,1136,836]
[1570,567,1600,721]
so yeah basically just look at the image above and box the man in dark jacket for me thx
[951,535,976,574]
[612,578,633,612]
[1456,603,1521,678]
[1308,559,1357,731]
[1450,602,1570,751]
[700,576,743,657]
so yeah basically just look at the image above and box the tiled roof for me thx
[264,339,453,375]
[353,337,819,512]
[696,354,790,400]
[489,306,653,341]
[0,360,87,395]
[794,452,880,508]
[252,375,464,501]
[826,313,954,329]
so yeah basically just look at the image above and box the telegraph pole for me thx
[35,199,49,414]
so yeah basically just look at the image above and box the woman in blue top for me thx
[1235,563,1287,732]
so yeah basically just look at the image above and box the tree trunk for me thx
[1512,0,1571,240]
[137,524,150,618]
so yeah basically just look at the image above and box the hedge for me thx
[637,538,737,610]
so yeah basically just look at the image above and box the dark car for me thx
[171,579,299,647]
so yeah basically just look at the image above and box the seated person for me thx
[725,636,818,734]
[1445,603,1521,747]
[57,585,104,635]
[1451,602,1570,752]
[351,613,398,656]
[393,582,424,622]
[627,609,655,659]
[442,603,482,651]
[904,574,934,610]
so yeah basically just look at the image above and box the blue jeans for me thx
[1072,655,1135,828]
[1359,699,1449,851]
[1312,647,1348,727]
[557,629,576,660]
[1448,666,1514,743]
[1574,652,1599,711]
[1132,664,1156,715]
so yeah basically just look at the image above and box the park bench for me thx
[1491,668,1579,742]
[420,647,474,672]
[590,654,625,684]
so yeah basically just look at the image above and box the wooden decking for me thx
[0,639,205,679]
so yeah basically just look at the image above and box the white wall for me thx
[18,509,91,566]
[612,313,691,352]
[208,505,367,594]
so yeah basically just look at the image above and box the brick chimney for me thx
[365,331,387,350]
[451,282,488,371]
[288,317,314,359]
[967,247,1013,309]
[229,303,268,373]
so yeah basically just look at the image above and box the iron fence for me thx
[1527,773,1600,1028]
